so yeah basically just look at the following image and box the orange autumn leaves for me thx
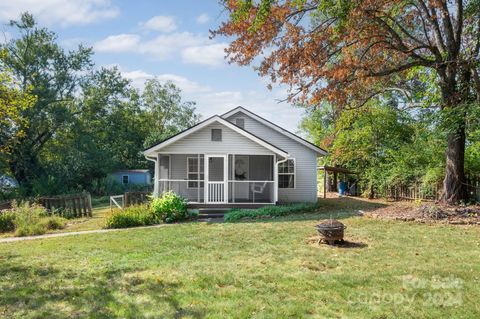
[214,0,451,108]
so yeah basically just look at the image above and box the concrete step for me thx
[197,213,225,218]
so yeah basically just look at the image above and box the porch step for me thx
[198,213,225,218]
[197,208,228,218]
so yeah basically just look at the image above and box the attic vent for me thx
[235,118,245,129]
[211,129,222,141]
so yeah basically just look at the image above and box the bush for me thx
[150,191,190,223]
[12,201,47,236]
[8,201,67,237]
[224,202,320,222]
[105,205,157,229]
[37,216,67,230]
[0,211,16,233]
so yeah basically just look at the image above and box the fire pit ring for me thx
[315,220,346,245]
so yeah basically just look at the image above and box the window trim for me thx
[187,157,204,189]
[122,175,129,185]
[235,117,245,129]
[278,158,296,189]
[211,128,222,141]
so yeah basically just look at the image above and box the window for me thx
[235,118,245,129]
[187,157,204,188]
[278,159,295,188]
[211,129,222,141]
[122,175,129,184]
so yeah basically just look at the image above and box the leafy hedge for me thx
[223,202,320,222]
[105,205,157,229]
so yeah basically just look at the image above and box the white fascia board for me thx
[222,106,328,156]
[143,116,289,158]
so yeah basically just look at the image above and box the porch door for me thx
[205,155,227,204]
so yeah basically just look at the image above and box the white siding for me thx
[227,112,318,202]
[160,122,274,155]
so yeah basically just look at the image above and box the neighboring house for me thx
[144,106,327,206]
[111,170,152,186]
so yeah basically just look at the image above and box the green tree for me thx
[142,79,201,148]
[0,13,93,189]
[301,100,445,197]
[216,0,480,203]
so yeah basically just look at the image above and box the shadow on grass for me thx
[330,240,368,249]
[228,197,388,224]
[0,254,204,318]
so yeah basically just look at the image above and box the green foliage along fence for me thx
[36,193,92,218]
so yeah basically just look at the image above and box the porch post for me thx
[232,154,235,203]
[153,153,160,197]
[273,154,278,204]
[197,153,200,203]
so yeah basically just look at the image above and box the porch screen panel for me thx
[159,155,170,179]
[159,155,170,193]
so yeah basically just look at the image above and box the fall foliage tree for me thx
[214,0,480,203]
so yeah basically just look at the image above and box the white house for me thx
[144,106,327,207]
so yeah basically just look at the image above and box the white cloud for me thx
[181,43,228,66]
[120,69,210,94]
[112,66,303,131]
[138,32,205,60]
[0,0,119,26]
[94,32,207,60]
[196,13,210,24]
[141,15,176,32]
[94,34,140,53]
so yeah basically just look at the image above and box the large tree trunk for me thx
[443,126,467,203]
[439,69,469,204]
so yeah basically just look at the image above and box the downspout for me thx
[145,154,158,197]
[274,156,289,204]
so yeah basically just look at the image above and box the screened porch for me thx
[156,154,275,204]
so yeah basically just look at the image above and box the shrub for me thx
[224,202,320,222]
[12,201,47,236]
[8,201,67,237]
[151,191,191,223]
[105,205,156,229]
[0,211,16,233]
[38,216,67,230]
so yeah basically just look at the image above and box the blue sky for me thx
[0,0,306,132]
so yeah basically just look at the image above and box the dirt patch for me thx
[364,202,480,225]
[306,235,368,248]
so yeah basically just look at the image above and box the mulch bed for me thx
[364,202,480,225]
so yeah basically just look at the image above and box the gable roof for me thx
[143,115,289,157]
[221,106,328,156]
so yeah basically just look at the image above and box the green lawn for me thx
[0,198,479,318]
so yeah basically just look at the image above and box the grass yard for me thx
[0,198,479,318]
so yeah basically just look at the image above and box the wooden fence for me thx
[36,193,92,217]
[125,191,150,207]
[110,191,151,210]
[385,179,480,203]
[0,193,92,217]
